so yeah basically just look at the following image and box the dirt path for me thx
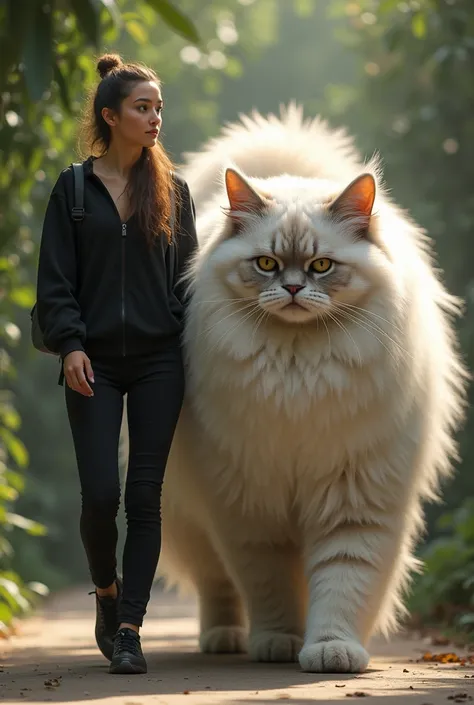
[1,585,473,704]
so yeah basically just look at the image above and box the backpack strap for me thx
[71,163,85,222]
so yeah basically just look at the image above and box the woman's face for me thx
[103,80,163,148]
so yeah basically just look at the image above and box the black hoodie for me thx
[36,157,197,359]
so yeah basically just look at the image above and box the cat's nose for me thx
[283,284,304,296]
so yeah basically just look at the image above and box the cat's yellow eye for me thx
[311,258,333,274]
[256,256,278,272]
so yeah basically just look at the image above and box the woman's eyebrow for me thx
[133,97,163,105]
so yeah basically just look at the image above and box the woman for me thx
[36,53,197,675]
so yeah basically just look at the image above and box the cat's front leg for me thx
[299,515,410,673]
[221,540,307,662]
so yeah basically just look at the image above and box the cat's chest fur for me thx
[189,338,397,491]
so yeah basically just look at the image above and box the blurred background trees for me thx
[1,0,473,638]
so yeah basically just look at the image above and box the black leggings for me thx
[65,346,184,627]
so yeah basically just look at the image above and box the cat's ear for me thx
[328,173,376,236]
[225,168,269,233]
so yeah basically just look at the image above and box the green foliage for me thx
[0,0,198,107]
[409,499,474,638]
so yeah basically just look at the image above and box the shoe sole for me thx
[109,659,147,675]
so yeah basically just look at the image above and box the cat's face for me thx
[217,169,380,325]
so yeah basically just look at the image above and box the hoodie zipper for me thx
[89,168,129,355]
[121,222,127,357]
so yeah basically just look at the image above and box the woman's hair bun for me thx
[97,54,123,79]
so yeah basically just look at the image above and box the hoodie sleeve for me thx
[36,171,86,358]
[173,178,198,307]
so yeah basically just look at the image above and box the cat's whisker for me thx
[336,302,404,335]
[325,311,363,367]
[204,305,262,355]
[336,310,405,366]
[335,304,399,344]
[201,301,261,338]
[334,304,412,360]
[321,316,332,353]
[250,309,269,350]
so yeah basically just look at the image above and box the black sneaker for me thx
[91,578,122,661]
[109,627,147,675]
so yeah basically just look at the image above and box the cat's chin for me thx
[265,304,322,325]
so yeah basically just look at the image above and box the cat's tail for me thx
[181,102,365,210]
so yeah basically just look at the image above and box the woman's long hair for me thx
[80,53,175,243]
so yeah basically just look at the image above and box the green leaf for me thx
[22,2,53,102]
[10,285,35,308]
[0,428,29,468]
[6,513,47,536]
[53,61,72,114]
[379,0,401,11]
[411,12,427,39]
[0,577,29,612]
[0,602,12,627]
[0,406,21,430]
[5,470,25,493]
[0,537,13,559]
[97,0,121,27]
[70,0,100,46]
[144,0,200,44]
[0,258,15,273]
[125,20,148,44]
[27,581,50,597]
[0,483,18,502]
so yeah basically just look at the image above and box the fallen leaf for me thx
[336,684,346,688]
[43,679,61,688]
[183,691,190,695]
[420,652,474,665]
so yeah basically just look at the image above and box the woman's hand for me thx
[64,351,95,397]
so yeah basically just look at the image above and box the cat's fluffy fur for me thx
[158,104,467,673]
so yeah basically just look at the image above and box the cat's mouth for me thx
[284,300,305,308]
[263,297,322,324]
[282,301,306,312]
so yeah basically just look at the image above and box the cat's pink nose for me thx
[283,284,304,296]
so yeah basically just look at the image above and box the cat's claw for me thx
[299,639,369,673]
[199,626,248,654]
[249,631,303,662]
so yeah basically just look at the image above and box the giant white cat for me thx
[158,105,467,673]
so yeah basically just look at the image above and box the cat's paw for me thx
[199,626,248,654]
[299,639,369,673]
[249,631,303,662]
